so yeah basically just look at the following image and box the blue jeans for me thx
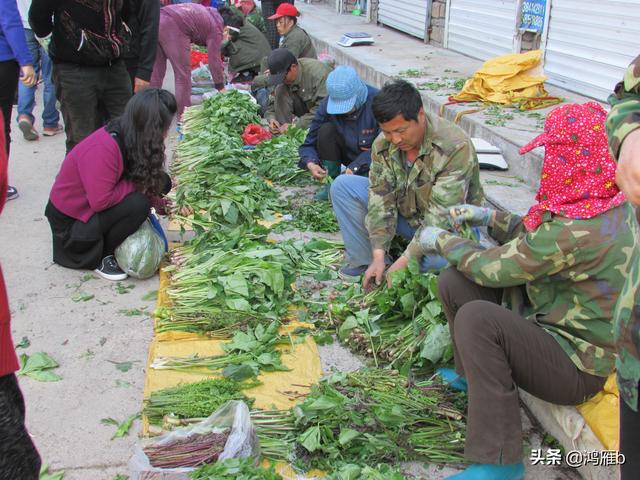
[16,29,59,128]
[330,174,448,271]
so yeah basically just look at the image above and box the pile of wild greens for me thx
[292,369,465,470]
[273,200,340,234]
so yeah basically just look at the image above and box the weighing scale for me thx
[337,32,375,47]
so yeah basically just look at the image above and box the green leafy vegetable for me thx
[107,360,138,372]
[15,336,30,349]
[189,457,282,480]
[39,464,65,480]
[100,413,139,439]
[18,352,62,382]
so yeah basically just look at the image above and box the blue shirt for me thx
[298,84,380,174]
[0,0,33,65]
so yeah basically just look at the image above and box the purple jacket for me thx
[0,0,33,65]
[49,127,136,222]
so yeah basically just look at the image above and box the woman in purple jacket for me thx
[0,0,36,201]
[45,88,176,281]
[150,3,225,118]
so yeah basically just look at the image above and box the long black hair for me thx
[109,88,176,195]
[372,79,423,124]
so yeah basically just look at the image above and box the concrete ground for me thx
[1,6,592,479]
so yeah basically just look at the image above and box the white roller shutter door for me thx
[446,0,519,60]
[543,0,640,101]
[378,0,429,40]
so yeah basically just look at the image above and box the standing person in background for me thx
[260,0,294,49]
[0,112,42,479]
[15,0,63,142]
[606,54,640,479]
[29,0,133,154]
[0,0,36,201]
[124,0,160,93]
[150,3,224,118]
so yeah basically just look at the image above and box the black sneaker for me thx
[94,255,128,281]
[6,186,18,201]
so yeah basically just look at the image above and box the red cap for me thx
[268,3,299,19]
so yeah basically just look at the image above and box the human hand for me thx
[449,204,494,228]
[363,255,386,292]
[307,162,327,180]
[418,226,447,252]
[617,128,640,205]
[278,122,291,133]
[268,118,281,134]
[20,65,36,87]
[385,255,408,288]
[345,168,354,175]
[134,77,149,93]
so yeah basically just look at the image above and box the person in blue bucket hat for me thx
[298,65,380,201]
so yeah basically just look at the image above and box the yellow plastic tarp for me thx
[577,373,619,450]
[142,269,323,436]
[451,50,556,108]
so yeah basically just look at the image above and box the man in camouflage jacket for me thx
[329,79,484,285]
[606,54,640,478]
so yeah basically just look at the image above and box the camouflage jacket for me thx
[366,112,484,258]
[606,54,640,410]
[427,206,636,378]
[265,58,332,129]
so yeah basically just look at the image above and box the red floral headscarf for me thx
[519,102,626,231]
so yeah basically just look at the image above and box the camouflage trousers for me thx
[438,267,605,464]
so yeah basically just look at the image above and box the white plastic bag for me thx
[129,401,259,480]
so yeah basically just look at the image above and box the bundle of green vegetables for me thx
[181,90,261,137]
[151,322,289,381]
[248,127,309,185]
[325,463,413,479]
[291,369,465,470]
[328,261,452,372]
[143,378,257,427]
[189,458,282,480]
[172,173,282,234]
[272,201,340,234]
[158,235,342,335]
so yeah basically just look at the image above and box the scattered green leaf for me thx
[101,413,139,439]
[71,292,94,302]
[15,336,30,349]
[107,360,138,372]
[141,290,158,301]
[18,352,62,382]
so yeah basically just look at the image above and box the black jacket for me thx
[123,0,159,81]
[30,0,131,66]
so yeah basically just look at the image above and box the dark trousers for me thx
[52,60,131,153]
[437,267,606,464]
[0,60,19,156]
[620,384,640,479]
[317,122,349,167]
[0,374,41,480]
[46,192,150,269]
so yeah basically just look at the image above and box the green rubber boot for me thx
[314,161,341,202]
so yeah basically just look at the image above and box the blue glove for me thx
[418,226,447,252]
[449,204,494,227]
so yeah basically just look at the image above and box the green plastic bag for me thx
[115,218,165,279]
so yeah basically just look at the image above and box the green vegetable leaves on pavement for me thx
[107,360,138,373]
[39,464,65,480]
[18,352,62,382]
[101,413,139,439]
[15,336,30,349]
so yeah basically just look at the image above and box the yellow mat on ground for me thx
[577,373,619,450]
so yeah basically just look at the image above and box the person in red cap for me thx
[260,0,294,49]
[409,102,633,480]
[267,3,316,60]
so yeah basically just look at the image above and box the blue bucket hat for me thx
[326,66,368,115]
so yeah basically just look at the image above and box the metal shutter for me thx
[543,0,640,101]
[378,0,429,40]
[446,0,519,60]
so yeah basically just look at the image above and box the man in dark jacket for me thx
[29,0,133,153]
[298,66,379,200]
[220,10,270,83]
[124,0,160,93]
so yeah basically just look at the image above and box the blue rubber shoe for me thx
[447,463,525,479]
[437,367,468,392]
